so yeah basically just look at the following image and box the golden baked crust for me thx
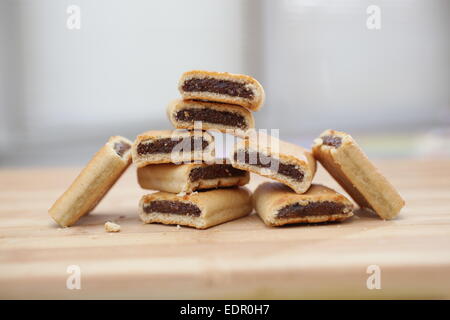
[167,99,255,137]
[253,182,353,226]
[137,160,250,193]
[178,70,265,111]
[48,136,132,227]
[139,187,253,229]
[131,129,215,167]
[312,129,405,220]
[230,131,316,194]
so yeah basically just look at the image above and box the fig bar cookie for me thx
[231,132,316,194]
[253,182,353,227]
[137,160,249,193]
[167,99,254,136]
[49,136,132,227]
[178,70,265,111]
[139,187,253,229]
[132,130,215,168]
[312,129,405,220]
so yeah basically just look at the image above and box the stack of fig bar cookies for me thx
[48,70,405,230]
[132,70,266,229]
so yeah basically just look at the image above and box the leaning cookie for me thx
[312,129,405,220]
[131,130,215,168]
[139,187,253,229]
[253,182,353,227]
[49,136,132,227]
[167,99,254,136]
[178,70,265,111]
[137,159,249,194]
[230,131,316,194]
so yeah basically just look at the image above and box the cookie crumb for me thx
[104,221,121,233]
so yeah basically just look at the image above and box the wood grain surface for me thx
[0,159,449,299]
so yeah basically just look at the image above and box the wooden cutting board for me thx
[1,159,449,299]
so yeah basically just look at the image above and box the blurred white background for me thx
[0,0,449,166]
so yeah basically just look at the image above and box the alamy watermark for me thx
[66,5,81,30]
[159,122,281,173]
[366,264,381,290]
[366,5,381,30]
[66,265,81,290]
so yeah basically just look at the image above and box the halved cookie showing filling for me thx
[139,187,253,229]
[230,132,316,194]
[137,159,249,193]
[178,70,265,111]
[167,99,254,136]
[131,130,215,168]
[253,182,353,226]
[49,136,132,227]
[312,129,405,220]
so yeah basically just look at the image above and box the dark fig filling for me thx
[137,137,209,155]
[233,150,304,182]
[321,135,342,148]
[143,200,201,217]
[113,141,131,157]
[175,108,247,129]
[182,78,254,99]
[189,164,247,182]
[277,201,348,219]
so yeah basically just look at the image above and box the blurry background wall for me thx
[0,0,449,166]
[261,0,449,133]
